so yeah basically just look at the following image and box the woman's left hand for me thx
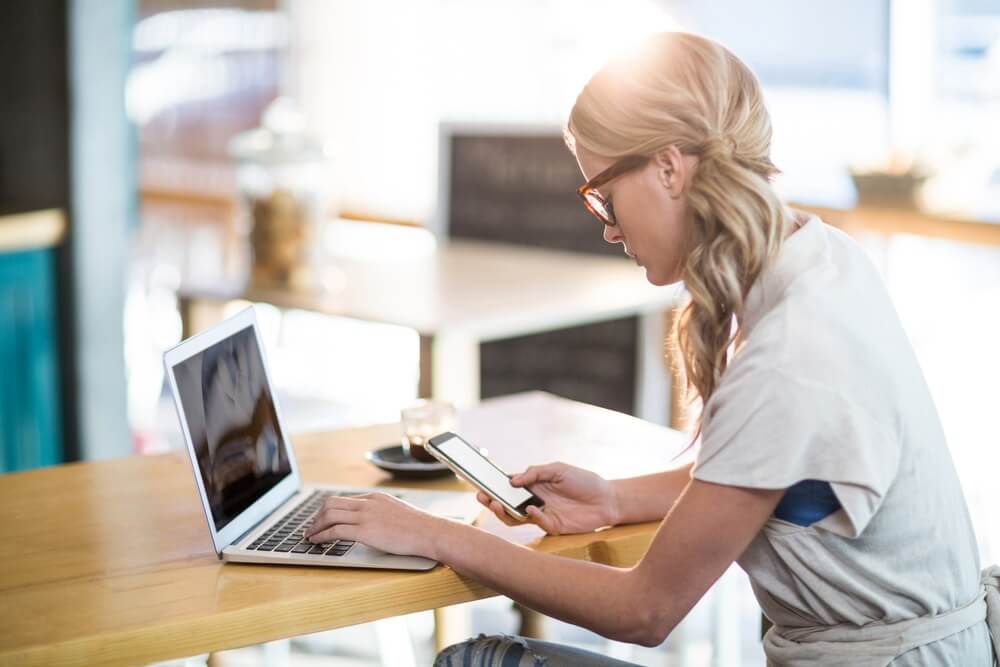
[304,492,448,559]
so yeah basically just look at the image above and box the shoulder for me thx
[736,251,895,389]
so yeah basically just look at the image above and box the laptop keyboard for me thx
[245,490,369,557]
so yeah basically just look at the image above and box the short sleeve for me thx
[692,362,901,538]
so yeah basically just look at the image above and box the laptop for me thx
[163,306,479,571]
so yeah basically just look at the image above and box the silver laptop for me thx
[163,306,478,571]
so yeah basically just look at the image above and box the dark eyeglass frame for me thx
[576,154,649,227]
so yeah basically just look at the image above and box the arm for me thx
[433,477,782,646]
[608,463,693,525]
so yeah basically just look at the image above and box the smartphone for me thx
[426,432,544,520]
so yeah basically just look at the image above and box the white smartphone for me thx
[426,432,544,520]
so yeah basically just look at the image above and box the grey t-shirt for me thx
[692,216,994,665]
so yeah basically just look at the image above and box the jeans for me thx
[433,634,641,666]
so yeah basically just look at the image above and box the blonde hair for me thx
[566,32,786,439]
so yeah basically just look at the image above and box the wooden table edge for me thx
[1,523,658,667]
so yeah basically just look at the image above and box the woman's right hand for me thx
[477,462,619,535]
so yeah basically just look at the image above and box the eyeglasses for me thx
[576,154,648,227]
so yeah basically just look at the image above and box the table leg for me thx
[178,296,227,340]
[418,334,434,398]
[433,603,473,654]
[710,564,742,667]
[512,601,547,638]
[178,295,195,342]
[260,639,290,667]
[419,332,480,408]
[374,616,417,667]
[635,310,671,426]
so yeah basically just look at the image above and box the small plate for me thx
[365,444,454,479]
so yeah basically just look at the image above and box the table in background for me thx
[794,201,1000,247]
[178,219,684,425]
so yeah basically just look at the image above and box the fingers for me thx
[306,493,383,543]
[307,522,362,545]
[510,462,563,487]
[306,494,376,539]
[305,507,358,539]
[476,492,518,525]
[489,500,522,527]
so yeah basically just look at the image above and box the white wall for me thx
[287,0,677,223]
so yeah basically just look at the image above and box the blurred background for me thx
[2,0,999,665]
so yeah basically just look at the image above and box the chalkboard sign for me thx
[443,129,623,257]
[440,125,639,415]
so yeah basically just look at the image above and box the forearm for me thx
[432,520,657,645]
[609,463,693,525]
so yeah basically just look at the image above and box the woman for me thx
[306,32,999,666]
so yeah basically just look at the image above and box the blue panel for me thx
[773,479,842,527]
[0,248,63,472]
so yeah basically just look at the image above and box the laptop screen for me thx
[171,324,292,531]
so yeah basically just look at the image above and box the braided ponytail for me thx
[677,134,784,432]
[567,32,787,439]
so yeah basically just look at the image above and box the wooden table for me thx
[0,392,689,667]
[793,202,1000,248]
[0,209,65,252]
[178,219,682,422]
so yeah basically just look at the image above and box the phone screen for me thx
[432,435,533,508]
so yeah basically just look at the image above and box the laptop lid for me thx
[163,306,301,556]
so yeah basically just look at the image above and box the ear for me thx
[652,146,687,199]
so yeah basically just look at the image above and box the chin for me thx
[644,267,681,287]
[643,268,670,286]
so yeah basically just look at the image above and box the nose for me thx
[603,223,624,245]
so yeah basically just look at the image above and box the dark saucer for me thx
[365,444,454,479]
